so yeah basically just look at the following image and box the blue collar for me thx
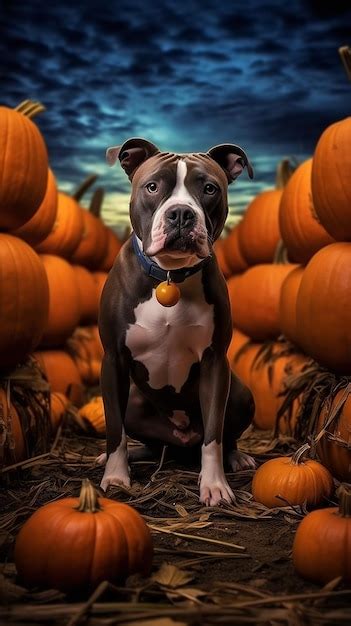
[132,233,211,283]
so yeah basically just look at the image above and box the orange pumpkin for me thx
[35,192,84,259]
[279,266,304,346]
[296,243,351,374]
[0,235,49,369]
[11,168,58,246]
[311,117,351,241]
[66,327,102,386]
[228,264,297,341]
[99,227,122,271]
[73,265,99,325]
[0,100,48,230]
[0,388,26,467]
[14,479,153,592]
[227,329,250,365]
[293,484,351,584]
[78,396,106,435]
[213,238,232,278]
[71,209,108,269]
[34,350,83,406]
[230,341,262,388]
[39,255,81,347]
[93,271,108,306]
[316,388,351,481]
[252,443,334,508]
[279,159,334,264]
[221,222,248,274]
[50,392,70,433]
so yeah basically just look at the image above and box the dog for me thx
[97,138,256,506]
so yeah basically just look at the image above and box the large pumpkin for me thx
[14,479,153,592]
[11,168,58,246]
[311,117,351,241]
[0,235,49,369]
[0,388,26,467]
[296,243,351,374]
[316,388,351,481]
[99,227,122,271]
[293,484,351,584]
[73,265,99,325]
[213,238,232,278]
[93,271,108,307]
[227,329,250,366]
[252,444,334,508]
[279,159,334,264]
[221,222,248,275]
[34,350,83,406]
[0,100,48,230]
[39,255,81,347]
[279,266,304,346]
[228,264,297,341]
[35,192,84,259]
[70,209,108,269]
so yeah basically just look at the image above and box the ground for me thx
[0,425,350,625]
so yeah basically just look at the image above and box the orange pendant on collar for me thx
[156,274,180,307]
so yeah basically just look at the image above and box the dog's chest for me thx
[125,288,214,392]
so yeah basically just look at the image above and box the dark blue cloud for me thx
[0,0,350,225]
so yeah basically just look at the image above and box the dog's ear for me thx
[207,144,254,183]
[106,138,160,180]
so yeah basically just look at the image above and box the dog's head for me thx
[107,138,253,268]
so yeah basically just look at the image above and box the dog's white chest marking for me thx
[126,289,214,392]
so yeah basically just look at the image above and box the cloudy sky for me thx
[1,0,350,229]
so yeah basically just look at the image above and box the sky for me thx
[1,0,350,231]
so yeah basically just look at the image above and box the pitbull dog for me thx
[98,138,256,506]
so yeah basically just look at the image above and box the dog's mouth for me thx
[146,230,209,259]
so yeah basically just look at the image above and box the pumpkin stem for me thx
[339,46,351,82]
[89,187,105,217]
[275,158,297,189]
[273,239,289,264]
[75,479,102,513]
[291,442,311,465]
[73,174,98,201]
[15,100,46,119]
[338,483,351,517]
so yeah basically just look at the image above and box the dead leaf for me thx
[152,563,195,588]
[174,504,188,517]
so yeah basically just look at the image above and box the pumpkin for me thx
[39,255,81,347]
[279,159,334,264]
[213,238,232,278]
[0,234,49,369]
[0,388,26,467]
[230,341,262,388]
[35,192,84,259]
[50,392,70,434]
[227,329,250,366]
[238,159,295,265]
[99,227,122,271]
[34,350,83,406]
[14,478,153,592]
[66,327,103,386]
[250,350,309,431]
[11,168,58,246]
[78,396,106,435]
[311,117,351,241]
[0,100,48,230]
[252,443,334,508]
[228,264,298,341]
[279,266,304,346]
[293,483,351,584]
[316,388,351,481]
[93,271,108,306]
[296,243,351,374]
[221,222,248,274]
[70,209,108,269]
[73,265,99,325]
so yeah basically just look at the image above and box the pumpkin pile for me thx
[0,99,123,467]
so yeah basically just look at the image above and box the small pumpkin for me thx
[279,266,304,346]
[50,392,70,433]
[0,100,48,230]
[78,396,106,435]
[66,327,103,386]
[71,185,109,269]
[227,329,250,366]
[293,483,351,584]
[252,443,334,508]
[316,388,351,482]
[73,265,99,325]
[213,238,232,278]
[11,168,58,246]
[99,227,122,271]
[221,222,248,275]
[35,192,84,259]
[93,271,108,307]
[0,234,49,369]
[14,478,153,592]
[34,350,84,406]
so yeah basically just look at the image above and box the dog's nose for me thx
[165,206,196,229]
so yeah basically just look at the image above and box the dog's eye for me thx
[204,183,218,195]
[146,182,158,193]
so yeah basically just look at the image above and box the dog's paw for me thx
[100,472,131,492]
[228,449,256,471]
[199,474,235,507]
[96,452,107,466]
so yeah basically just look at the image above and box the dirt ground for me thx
[1,426,350,625]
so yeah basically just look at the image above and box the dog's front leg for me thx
[198,350,234,506]
[99,350,131,492]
